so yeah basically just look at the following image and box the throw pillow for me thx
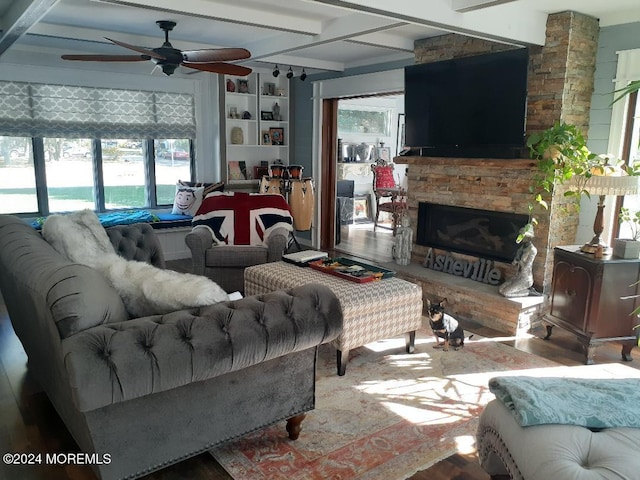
[179,180,225,197]
[374,165,396,189]
[171,183,204,216]
[192,192,293,245]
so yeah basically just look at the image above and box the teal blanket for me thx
[32,210,160,229]
[489,376,640,428]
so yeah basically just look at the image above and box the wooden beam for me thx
[0,0,58,56]
[312,0,548,46]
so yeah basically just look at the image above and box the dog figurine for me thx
[426,298,469,351]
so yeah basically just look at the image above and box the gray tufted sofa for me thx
[0,214,343,480]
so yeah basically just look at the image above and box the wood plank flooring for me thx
[1,242,639,479]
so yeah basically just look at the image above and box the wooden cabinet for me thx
[221,70,289,187]
[544,246,639,364]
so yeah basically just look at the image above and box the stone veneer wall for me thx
[407,11,599,293]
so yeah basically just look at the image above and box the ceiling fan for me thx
[61,20,252,77]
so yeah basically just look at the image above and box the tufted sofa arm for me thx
[185,227,214,275]
[62,283,343,412]
[265,226,289,261]
[106,223,166,268]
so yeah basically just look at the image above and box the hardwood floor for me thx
[336,220,395,262]
[2,258,639,479]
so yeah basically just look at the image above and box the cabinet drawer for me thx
[550,260,591,332]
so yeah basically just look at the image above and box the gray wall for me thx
[587,21,640,154]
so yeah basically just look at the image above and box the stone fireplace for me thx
[388,11,599,335]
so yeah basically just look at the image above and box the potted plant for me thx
[614,207,640,258]
[518,121,599,242]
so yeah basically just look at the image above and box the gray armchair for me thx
[185,226,289,293]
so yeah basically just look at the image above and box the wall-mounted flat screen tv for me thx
[404,48,529,158]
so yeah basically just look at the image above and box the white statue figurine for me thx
[392,215,413,266]
[499,227,537,297]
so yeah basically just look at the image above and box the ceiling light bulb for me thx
[272,65,280,77]
[300,68,307,81]
[286,66,294,79]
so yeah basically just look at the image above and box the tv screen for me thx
[404,49,528,158]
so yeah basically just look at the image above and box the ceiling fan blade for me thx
[183,62,252,76]
[181,48,251,63]
[105,37,166,60]
[61,54,151,62]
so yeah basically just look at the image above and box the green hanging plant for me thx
[518,121,599,242]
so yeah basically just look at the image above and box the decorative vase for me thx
[272,102,281,121]
[230,127,244,145]
[613,238,640,259]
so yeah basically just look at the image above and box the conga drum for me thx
[269,164,285,178]
[287,165,304,180]
[288,178,314,231]
[259,176,283,195]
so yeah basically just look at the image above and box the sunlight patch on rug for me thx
[210,328,560,480]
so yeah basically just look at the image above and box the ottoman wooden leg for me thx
[405,331,416,353]
[337,349,349,376]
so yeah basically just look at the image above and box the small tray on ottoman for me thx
[309,257,395,283]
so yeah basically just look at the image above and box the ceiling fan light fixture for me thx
[273,65,280,77]
[300,68,307,81]
[286,66,294,79]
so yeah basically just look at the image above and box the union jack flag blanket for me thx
[192,192,293,245]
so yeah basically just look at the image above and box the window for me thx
[0,81,195,215]
[154,139,191,205]
[608,49,640,240]
[338,105,392,136]
[0,136,37,214]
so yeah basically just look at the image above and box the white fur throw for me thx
[42,210,229,317]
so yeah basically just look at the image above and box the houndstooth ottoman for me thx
[245,261,423,375]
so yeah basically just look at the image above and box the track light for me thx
[272,64,280,77]
[300,68,307,81]
[286,66,294,79]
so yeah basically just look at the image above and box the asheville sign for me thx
[422,248,502,285]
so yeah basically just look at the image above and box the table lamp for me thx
[578,175,640,254]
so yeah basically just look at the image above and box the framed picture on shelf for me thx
[237,79,249,93]
[377,147,391,163]
[254,166,269,179]
[263,82,276,96]
[228,161,245,180]
[261,111,274,121]
[261,130,272,145]
[269,127,284,145]
[353,194,372,222]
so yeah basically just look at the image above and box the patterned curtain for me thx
[0,81,195,139]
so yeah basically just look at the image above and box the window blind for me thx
[0,81,195,139]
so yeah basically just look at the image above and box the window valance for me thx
[0,81,195,139]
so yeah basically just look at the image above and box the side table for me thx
[245,261,423,375]
[543,246,639,364]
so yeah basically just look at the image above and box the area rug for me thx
[210,326,560,480]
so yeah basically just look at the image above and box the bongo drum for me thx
[287,165,304,180]
[288,178,314,231]
[259,176,283,195]
[269,164,285,178]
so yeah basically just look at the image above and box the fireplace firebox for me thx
[416,203,529,263]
